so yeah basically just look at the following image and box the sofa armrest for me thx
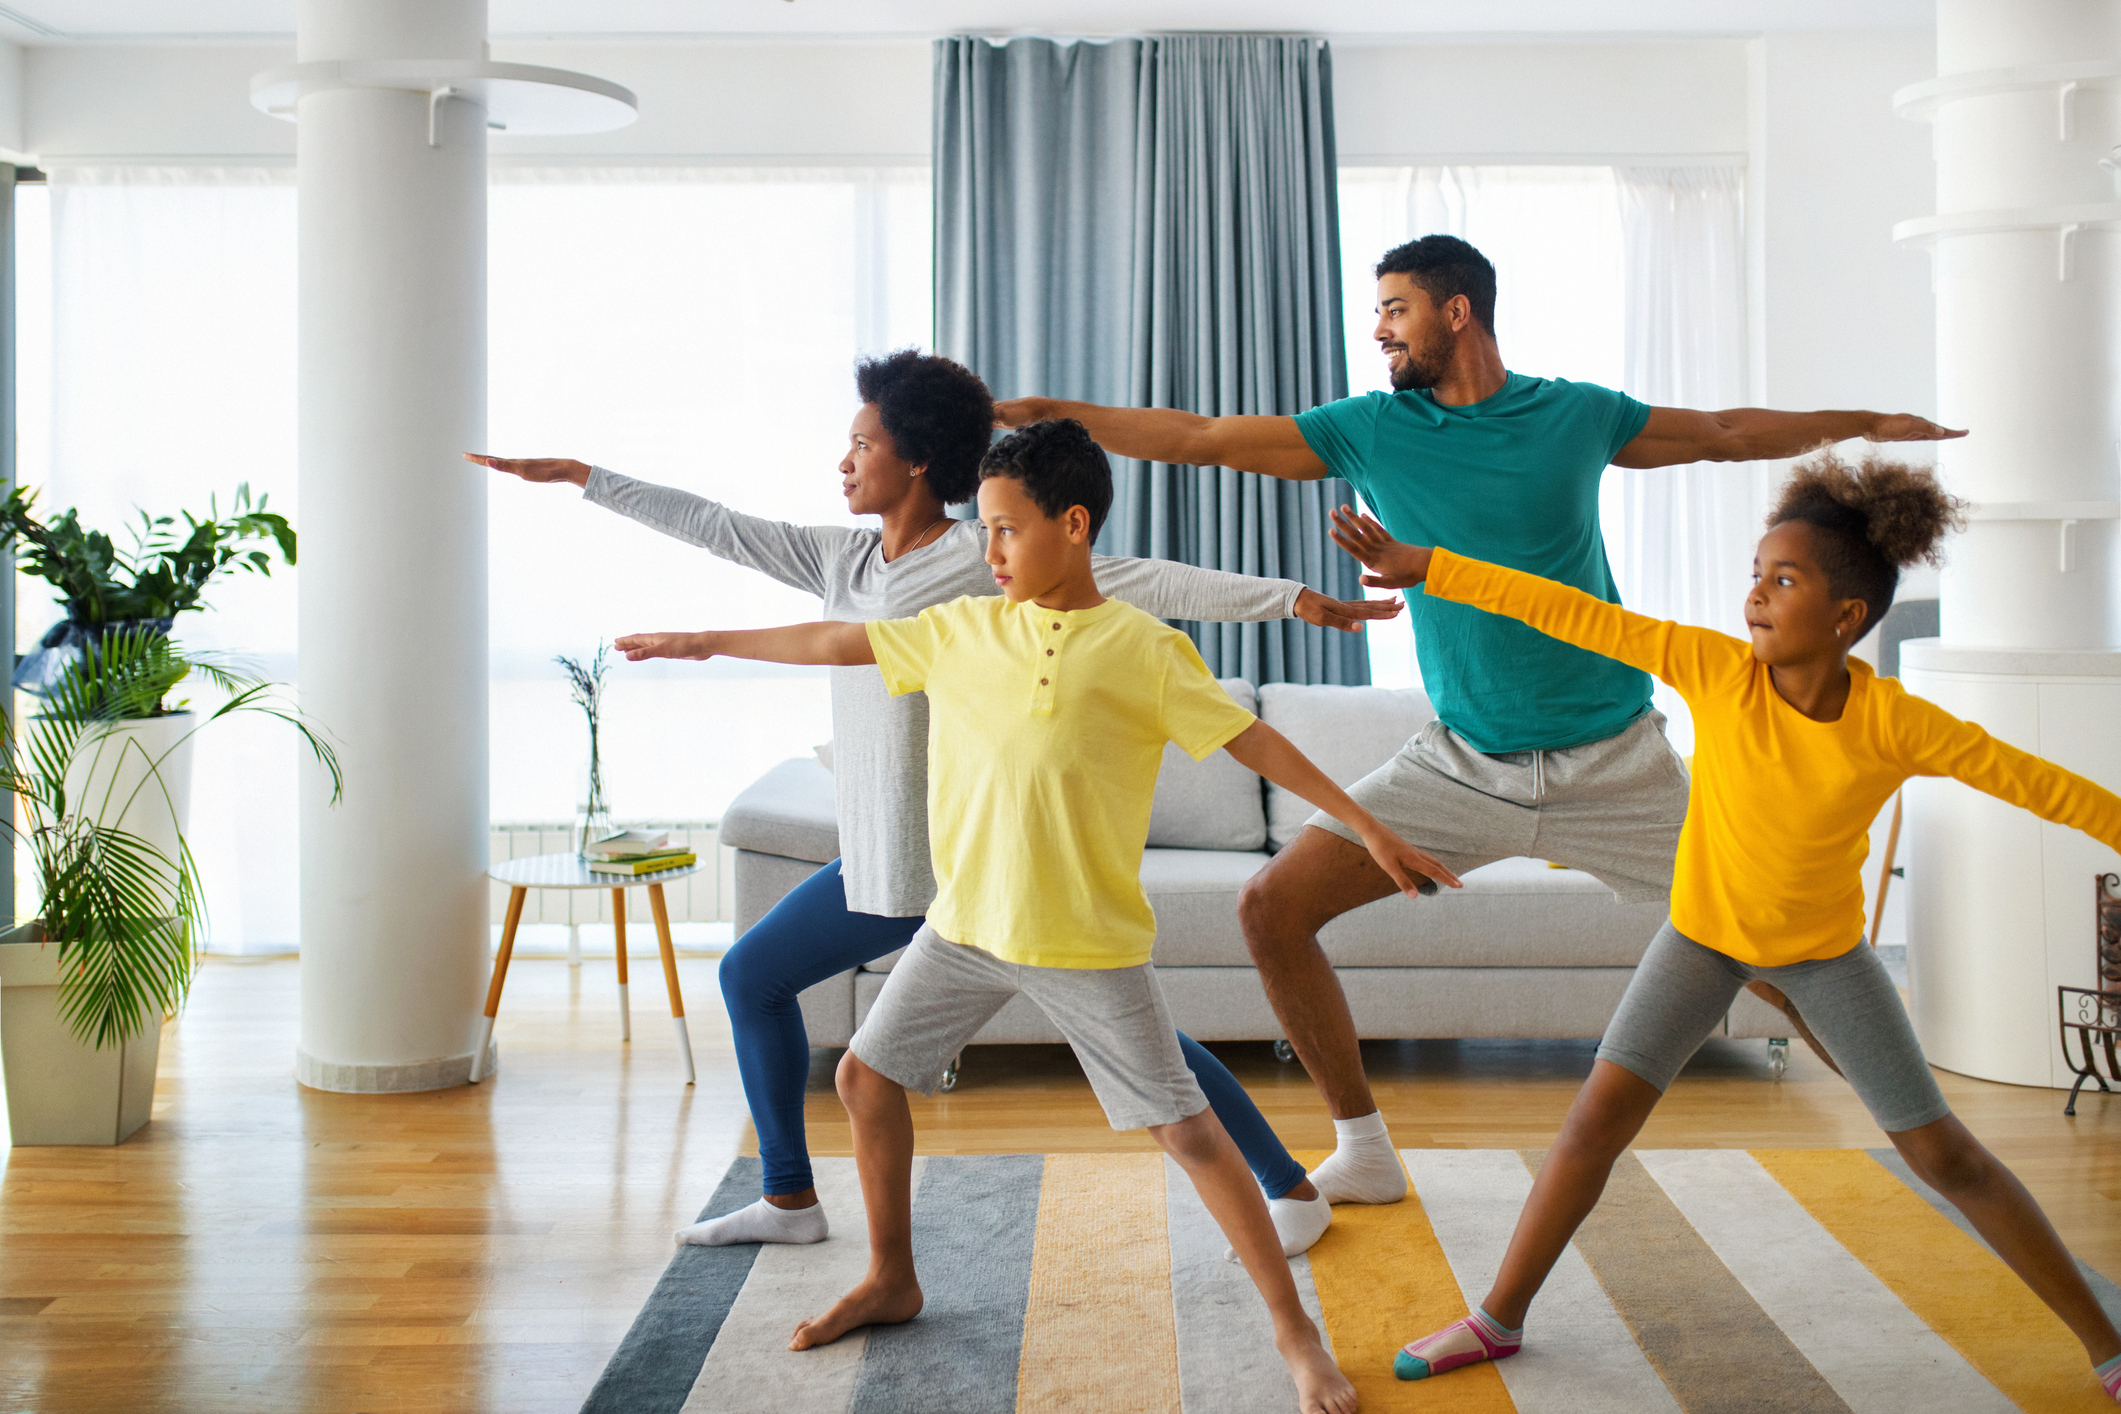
[720,757,840,864]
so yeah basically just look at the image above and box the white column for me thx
[293,0,493,1091]
[1897,0,2121,1088]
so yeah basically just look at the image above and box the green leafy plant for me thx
[0,482,295,627]
[8,626,343,1049]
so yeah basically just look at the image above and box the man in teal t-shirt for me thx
[1294,372,1652,753]
[995,233,1963,1209]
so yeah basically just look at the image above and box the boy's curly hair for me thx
[1768,449,1966,638]
[854,349,995,504]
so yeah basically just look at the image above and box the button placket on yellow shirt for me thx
[1029,604,1065,712]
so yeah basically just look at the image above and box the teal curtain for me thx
[935,34,1366,686]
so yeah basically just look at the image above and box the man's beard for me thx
[1386,328,1454,391]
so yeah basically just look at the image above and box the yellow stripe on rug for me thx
[1017,1152,1181,1412]
[1756,1148,2115,1413]
[1294,1149,1517,1413]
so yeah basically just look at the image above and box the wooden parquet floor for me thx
[2,954,2116,1413]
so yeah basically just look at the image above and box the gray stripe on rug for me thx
[1162,1153,1320,1412]
[580,1156,766,1414]
[851,1153,1044,1414]
[1547,1149,1853,1413]
[1864,1146,2121,1327]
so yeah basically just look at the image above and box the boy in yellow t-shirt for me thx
[1326,452,2121,1403]
[619,419,1462,1414]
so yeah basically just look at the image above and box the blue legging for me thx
[719,858,1309,1200]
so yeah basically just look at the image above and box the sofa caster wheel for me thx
[940,1054,960,1092]
[1768,1038,1789,1081]
[1273,1040,1296,1064]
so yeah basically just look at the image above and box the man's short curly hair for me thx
[853,350,995,504]
[978,419,1113,539]
[1768,450,1965,638]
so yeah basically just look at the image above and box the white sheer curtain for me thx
[21,164,931,952]
[1337,164,1750,751]
[23,168,301,953]
[1607,167,1756,640]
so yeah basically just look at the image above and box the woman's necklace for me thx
[902,515,950,553]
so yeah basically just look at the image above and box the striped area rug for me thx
[582,1149,2121,1413]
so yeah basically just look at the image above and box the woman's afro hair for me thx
[1767,449,1965,638]
[853,349,995,504]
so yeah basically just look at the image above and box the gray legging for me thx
[1598,921,1950,1134]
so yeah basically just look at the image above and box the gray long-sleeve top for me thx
[586,467,1304,916]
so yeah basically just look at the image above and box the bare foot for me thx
[1278,1326,1358,1414]
[788,1272,924,1351]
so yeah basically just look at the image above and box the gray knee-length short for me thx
[1307,710,1689,904]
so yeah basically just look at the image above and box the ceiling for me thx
[0,0,1934,45]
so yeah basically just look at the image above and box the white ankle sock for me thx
[1269,1191,1334,1254]
[1308,1112,1407,1205]
[675,1196,829,1248]
[1225,1188,1335,1264]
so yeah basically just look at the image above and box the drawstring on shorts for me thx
[1532,748,1547,800]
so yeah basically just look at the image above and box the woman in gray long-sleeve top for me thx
[469,350,1400,1257]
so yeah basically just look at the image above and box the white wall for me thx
[1751,30,1936,418]
[1333,39,1749,160]
[1748,29,1941,601]
[0,40,23,159]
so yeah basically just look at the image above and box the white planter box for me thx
[0,922,164,1146]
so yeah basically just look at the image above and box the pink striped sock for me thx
[2095,1351,2120,1402]
[1394,1306,1523,1381]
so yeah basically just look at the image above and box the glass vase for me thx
[573,802,616,858]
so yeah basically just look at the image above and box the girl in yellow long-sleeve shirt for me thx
[1329,452,2121,1401]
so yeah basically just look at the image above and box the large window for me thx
[16,165,931,952]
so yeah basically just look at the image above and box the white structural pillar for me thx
[1894,0,2121,1088]
[263,1,632,1091]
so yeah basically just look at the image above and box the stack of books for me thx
[584,829,697,876]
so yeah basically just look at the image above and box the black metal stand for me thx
[2059,873,2121,1117]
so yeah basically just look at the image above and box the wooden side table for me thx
[472,851,704,1085]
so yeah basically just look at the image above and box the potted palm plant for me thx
[0,486,331,1146]
[0,628,341,1144]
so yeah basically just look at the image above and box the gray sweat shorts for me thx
[1599,921,1951,1134]
[1308,710,1689,903]
[849,924,1211,1132]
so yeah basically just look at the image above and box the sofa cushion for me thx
[1146,678,1266,851]
[1256,683,1435,848]
[863,854,1667,972]
[1142,853,1666,968]
[719,757,839,864]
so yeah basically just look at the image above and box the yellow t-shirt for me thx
[1427,548,2121,966]
[865,593,1257,968]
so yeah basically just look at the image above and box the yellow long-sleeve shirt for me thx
[1426,548,2121,966]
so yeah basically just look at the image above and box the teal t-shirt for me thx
[1295,373,1654,754]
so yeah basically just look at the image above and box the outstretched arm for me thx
[994,399,1330,481]
[1327,506,1741,695]
[615,621,875,667]
[1611,406,1966,469]
[467,452,841,597]
[1090,553,1403,634]
[1221,720,1461,897]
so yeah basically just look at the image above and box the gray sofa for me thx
[719,681,1784,1056]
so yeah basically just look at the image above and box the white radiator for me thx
[487,822,737,926]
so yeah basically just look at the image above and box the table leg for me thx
[648,883,694,1085]
[471,886,527,1084]
[568,922,581,968]
[613,887,631,1043]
